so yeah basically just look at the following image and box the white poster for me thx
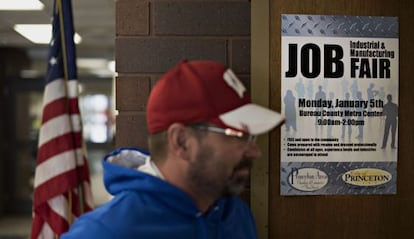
[280,15,399,195]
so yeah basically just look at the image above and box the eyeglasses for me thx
[191,125,257,142]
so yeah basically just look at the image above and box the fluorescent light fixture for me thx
[0,0,44,10]
[14,24,52,44]
[77,58,108,69]
[14,24,82,44]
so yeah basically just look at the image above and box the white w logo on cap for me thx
[223,69,246,98]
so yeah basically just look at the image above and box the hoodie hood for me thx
[103,147,149,195]
[102,147,202,217]
[105,147,149,169]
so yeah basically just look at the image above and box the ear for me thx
[167,123,192,161]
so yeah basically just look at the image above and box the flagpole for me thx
[57,0,69,82]
[56,0,76,225]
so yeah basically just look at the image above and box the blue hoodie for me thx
[61,148,258,239]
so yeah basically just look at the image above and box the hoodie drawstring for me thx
[196,212,209,239]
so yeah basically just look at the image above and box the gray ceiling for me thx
[0,0,115,77]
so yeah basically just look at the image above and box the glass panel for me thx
[15,91,43,204]
[79,94,114,143]
[16,92,42,142]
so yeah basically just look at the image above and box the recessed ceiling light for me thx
[14,24,82,45]
[0,0,44,10]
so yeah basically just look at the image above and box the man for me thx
[381,94,398,149]
[314,85,326,125]
[61,60,284,239]
[355,91,364,139]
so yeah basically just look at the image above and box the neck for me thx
[157,161,217,213]
[186,187,217,213]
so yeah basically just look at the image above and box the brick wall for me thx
[115,0,251,150]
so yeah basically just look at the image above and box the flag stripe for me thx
[36,132,82,164]
[38,114,82,146]
[37,220,54,239]
[34,149,84,188]
[42,79,79,106]
[33,168,93,212]
[48,194,70,220]
[81,181,94,211]
[34,167,80,207]
[35,198,70,234]
[41,97,80,125]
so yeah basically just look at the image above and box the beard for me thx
[187,143,253,201]
[223,158,253,196]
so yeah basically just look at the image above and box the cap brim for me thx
[218,103,285,135]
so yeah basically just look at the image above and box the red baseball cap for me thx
[146,60,284,134]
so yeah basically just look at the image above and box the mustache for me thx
[233,157,253,171]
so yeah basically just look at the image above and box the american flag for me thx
[31,0,94,238]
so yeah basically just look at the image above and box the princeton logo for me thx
[342,168,392,186]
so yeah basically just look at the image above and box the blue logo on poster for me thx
[288,168,329,192]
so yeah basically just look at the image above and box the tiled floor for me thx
[0,172,112,239]
[0,215,31,239]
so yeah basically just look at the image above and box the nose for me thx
[244,141,262,159]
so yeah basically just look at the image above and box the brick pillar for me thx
[115,0,251,151]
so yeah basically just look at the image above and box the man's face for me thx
[186,129,261,200]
